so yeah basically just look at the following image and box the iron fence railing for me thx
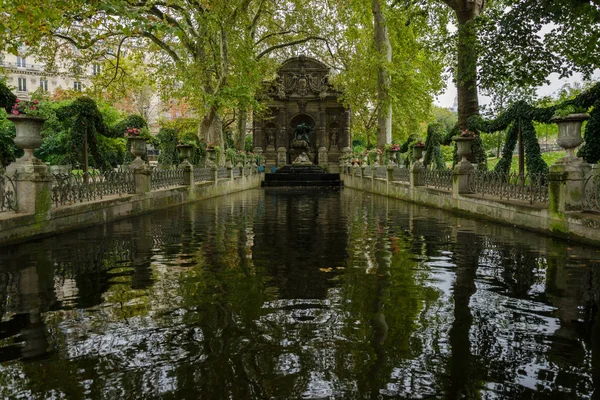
[150,168,185,190]
[52,170,134,207]
[364,166,372,177]
[583,172,600,212]
[391,167,410,183]
[468,171,548,204]
[233,167,242,178]
[374,167,387,179]
[0,170,17,212]
[194,168,213,182]
[420,168,453,191]
[217,168,230,179]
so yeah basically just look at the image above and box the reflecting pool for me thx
[0,188,599,399]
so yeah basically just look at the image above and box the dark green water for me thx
[0,188,599,399]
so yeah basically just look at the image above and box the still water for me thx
[0,188,599,399]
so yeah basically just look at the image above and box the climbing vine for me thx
[423,122,445,169]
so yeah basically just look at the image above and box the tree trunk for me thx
[236,108,247,151]
[372,0,392,147]
[201,106,224,147]
[454,1,485,130]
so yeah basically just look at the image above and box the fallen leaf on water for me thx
[319,267,333,273]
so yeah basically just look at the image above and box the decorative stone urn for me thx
[7,115,45,165]
[129,137,147,166]
[413,144,425,161]
[177,145,193,164]
[551,113,589,162]
[388,150,400,165]
[454,136,476,163]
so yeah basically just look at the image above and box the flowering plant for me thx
[11,99,40,116]
[414,141,425,147]
[206,142,215,150]
[389,143,401,151]
[124,127,141,138]
[459,129,477,138]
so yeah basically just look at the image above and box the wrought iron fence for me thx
[0,171,17,212]
[391,167,410,183]
[374,167,387,179]
[150,168,185,190]
[194,167,213,182]
[420,168,453,191]
[468,170,548,204]
[52,170,135,207]
[363,166,372,177]
[217,168,230,179]
[583,172,600,212]
[233,167,242,178]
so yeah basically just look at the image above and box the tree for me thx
[373,0,393,147]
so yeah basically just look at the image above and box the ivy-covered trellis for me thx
[57,97,112,172]
[466,82,600,175]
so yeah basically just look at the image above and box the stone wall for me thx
[0,174,263,246]
[342,172,600,246]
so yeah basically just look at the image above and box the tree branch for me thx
[256,36,330,60]
[141,32,180,63]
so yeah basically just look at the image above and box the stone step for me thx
[261,180,344,187]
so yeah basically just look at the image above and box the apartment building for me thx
[0,51,99,100]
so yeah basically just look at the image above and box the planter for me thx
[454,136,476,163]
[129,137,147,165]
[388,150,400,164]
[177,145,193,163]
[552,113,589,160]
[413,145,425,161]
[7,115,45,163]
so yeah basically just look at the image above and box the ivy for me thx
[423,122,445,169]
[157,127,179,166]
[465,82,600,172]
[56,97,111,171]
[0,81,16,113]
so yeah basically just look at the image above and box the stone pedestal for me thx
[549,161,590,213]
[179,162,193,187]
[263,145,277,168]
[131,164,151,194]
[277,147,287,167]
[6,116,52,215]
[410,162,424,187]
[318,147,328,170]
[453,159,474,196]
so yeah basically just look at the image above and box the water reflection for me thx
[0,188,598,399]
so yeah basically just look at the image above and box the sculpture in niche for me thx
[330,126,339,149]
[297,100,307,114]
[293,123,312,146]
[275,76,286,100]
[266,126,276,146]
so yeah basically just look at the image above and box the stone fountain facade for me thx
[253,56,350,172]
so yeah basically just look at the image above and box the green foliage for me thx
[579,104,600,163]
[56,97,112,171]
[157,127,179,166]
[0,112,21,167]
[0,80,17,113]
[244,135,253,153]
[111,115,147,138]
[423,122,445,169]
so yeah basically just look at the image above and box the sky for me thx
[435,71,600,110]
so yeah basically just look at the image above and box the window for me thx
[40,79,48,92]
[18,77,27,92]
[16,56,26,68]
[73,81,82,91]
[92,64,101,76]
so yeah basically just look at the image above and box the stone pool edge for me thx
[342,173,600,247]
[0,174,263,247]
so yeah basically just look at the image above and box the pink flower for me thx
[12,110,19,115]
[33,100,39,104]
[15,99,20,103]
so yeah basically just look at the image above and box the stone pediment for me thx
[267,56,335,100]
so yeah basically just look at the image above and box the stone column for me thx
[278,107,287,149]
[253,118,262,151]
[318,147,328,169]
[410,161,424,187]
[318,103,326,148]
[343,109,351,148]
[548,161,590,214]
[179,162,193,187]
